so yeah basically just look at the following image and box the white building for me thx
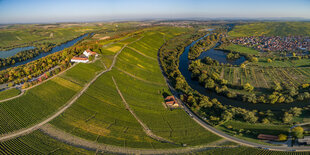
[71,57,89,63]
[83,49,98,57]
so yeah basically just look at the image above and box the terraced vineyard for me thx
[50,27,221,149]
[0,131,93,154]
[0,88,21,101]
[0,57,105,134]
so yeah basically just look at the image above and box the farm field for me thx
[0,88,21,101]
[219,44,259,55]
[0,24,103,49]
[0,57,105,134]
[228,22,310,37]
[206,65,310,94]
[0,130,93,154]
[50,27,221,149]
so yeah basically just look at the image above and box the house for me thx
[71,56,89,63]
[298,136,310,145]
[164,96,179,108]
[257,134,278,141]
[83,49,98,57]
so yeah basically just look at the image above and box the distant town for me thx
[231,36,310,52]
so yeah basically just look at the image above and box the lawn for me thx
[0,88,21,100]
[220,44,259,55]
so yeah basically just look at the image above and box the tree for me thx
[262,118,270,124]
[88,55,95,61]
[199,96,213,108]
[289,107,302,117]
[204,78,215,89]
[243,83,254,92]
[267,58,272,63]
[278,134,287,141]
[282,112,293,123]
[292,126,304,138]
[273,82,282,91]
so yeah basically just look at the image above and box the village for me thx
[231,36,310,52]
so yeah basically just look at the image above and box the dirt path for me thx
[111,76,176,145]
[115,67,165,86]
[0,36,139,142]
[127,46,157,61]
[39,124,237,154]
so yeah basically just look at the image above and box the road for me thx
[0,37,137,142]
[39,124,236,155]
[156,44,310,152]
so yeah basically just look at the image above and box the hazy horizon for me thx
[0,0,310,24]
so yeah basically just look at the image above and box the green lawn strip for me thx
[0,88,21,100]
[222,44,259,55]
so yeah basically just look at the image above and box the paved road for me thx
[156,44,310,152]
[0,38,135,142]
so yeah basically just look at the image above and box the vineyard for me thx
[0,57,105,134]
[0,131,93,154]
[50,27,221,149]
[206,65,310,93]
[0,88,21,101]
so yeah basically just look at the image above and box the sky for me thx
[0,0,309,24]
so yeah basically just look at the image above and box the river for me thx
[0,46,36,58]
[0,33,89,71]
[178,34,310,111]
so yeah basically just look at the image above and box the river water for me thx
[0,33,89,71]
[178,34,310,111]
[0,46,36,58]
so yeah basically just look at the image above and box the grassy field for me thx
[229,22,310,37]
[50,27,221,149]
[0,24,104,49]
[0,130,93,154]
[220,44,259,55]
[0,88,21,100]
[253,58,310,67]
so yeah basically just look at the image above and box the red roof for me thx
[85,49,97,55]
[71,57,88,61]
[257,134,278,140]
[165,96,175,101]
[166,101,175,105]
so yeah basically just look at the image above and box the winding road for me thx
[157,39,310,152]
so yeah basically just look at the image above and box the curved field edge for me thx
[49,27,222,149]
[0,88,21,101]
